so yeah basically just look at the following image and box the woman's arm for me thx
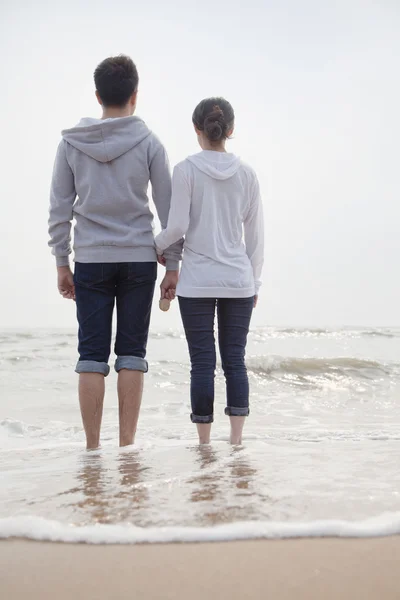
[244,173,264,295]
[154,165,191,254]
[149,143,182,270]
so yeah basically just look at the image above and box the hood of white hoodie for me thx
[61,116,151,163]
[187,151,241,180]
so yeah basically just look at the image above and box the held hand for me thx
[157,254,166,266]
[57,266,75,301]
[254,295,258,308]
[160,270,178,302]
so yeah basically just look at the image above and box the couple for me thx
[48,55,264,450]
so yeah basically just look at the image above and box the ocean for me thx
[1,326,400,543]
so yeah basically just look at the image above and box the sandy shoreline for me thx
[1,537,399,599]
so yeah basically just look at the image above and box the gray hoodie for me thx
[48,116,181,270]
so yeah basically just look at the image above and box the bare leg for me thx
[230,416,246,445]
[197,423,212,444]
[79,373,105,450]
[118,369,144,447]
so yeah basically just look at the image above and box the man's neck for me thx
[101,106,133,119]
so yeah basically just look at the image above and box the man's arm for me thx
[48,140,76,300]
[244,173,264,298]
[48,140,76,267]
[149,144,183,271]
[154,165,190,254]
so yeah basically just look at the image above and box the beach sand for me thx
[1,537,399,599]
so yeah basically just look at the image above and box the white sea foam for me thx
[1,514,400,544]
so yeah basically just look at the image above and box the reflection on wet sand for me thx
[74,453,111,524]
[229,446,258,492]
[188,445,260,525]
[114,451,150,522]
[47,443,272,528]
[64,451,151,525]
[227,447,261,521]
[189,445,220,505]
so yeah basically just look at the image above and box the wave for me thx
[0,418,81,442]
[247,356,395,381]
[2,417,399,445]
[147,327,400,340]
[251,327,400,340]
[1,513,400,544]
[1,327,399,345]
[359,329,398,339]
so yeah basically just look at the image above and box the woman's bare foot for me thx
[196,423,212,444]
[229,416,246,445]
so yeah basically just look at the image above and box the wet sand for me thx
[1,537,399,599]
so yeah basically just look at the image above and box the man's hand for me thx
[160,270,178,301]
[254,295,258,308]
[57,266,75,301]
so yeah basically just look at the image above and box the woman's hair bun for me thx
[192,98,235,144]
[203,106,226,142]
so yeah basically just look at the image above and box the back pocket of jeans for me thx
[127,262,157,284]
[74,263,104,287]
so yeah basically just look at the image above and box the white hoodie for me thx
[155,150,264,298]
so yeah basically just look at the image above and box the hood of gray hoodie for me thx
[61,116,152,163]
[187,151,241,180]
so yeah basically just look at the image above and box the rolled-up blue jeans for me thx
[74,262,157,376]
[178,296,254,423]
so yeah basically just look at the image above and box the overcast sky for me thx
[0,0,399,329]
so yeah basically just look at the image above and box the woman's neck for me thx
[201,140,226,153]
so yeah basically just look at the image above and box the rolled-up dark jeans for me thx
[74,262,157,375]
[178,296,254,423]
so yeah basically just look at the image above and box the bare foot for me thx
[197,423,212,444]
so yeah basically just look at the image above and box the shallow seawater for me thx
[1,327,400,541]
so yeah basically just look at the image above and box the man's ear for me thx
[130,90,138,107]
[95,90,102,106]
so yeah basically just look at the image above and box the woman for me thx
[155,97,264,445]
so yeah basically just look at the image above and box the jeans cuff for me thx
[190,413,214,424]
[115,356,148,373]
[75,360,110,376]
[225,407,250,417]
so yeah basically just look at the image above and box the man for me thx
[48,55,180,449]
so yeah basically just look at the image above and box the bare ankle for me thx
[86,441,100,450]
[198,436,211,445]
[230,435,242,445]
[229,416,246,446]
[196,423,212,445]
[119,436,135,448]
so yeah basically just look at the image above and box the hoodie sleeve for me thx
[149,141,183,271]
[154,165,190,255]
[244,172,264,294]
[48,140,76,267]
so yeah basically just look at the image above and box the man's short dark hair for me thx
[94,55,139,108]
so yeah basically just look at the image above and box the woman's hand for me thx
[160,271,178,301]
[157,254,166,266]
[254,295,258,308]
